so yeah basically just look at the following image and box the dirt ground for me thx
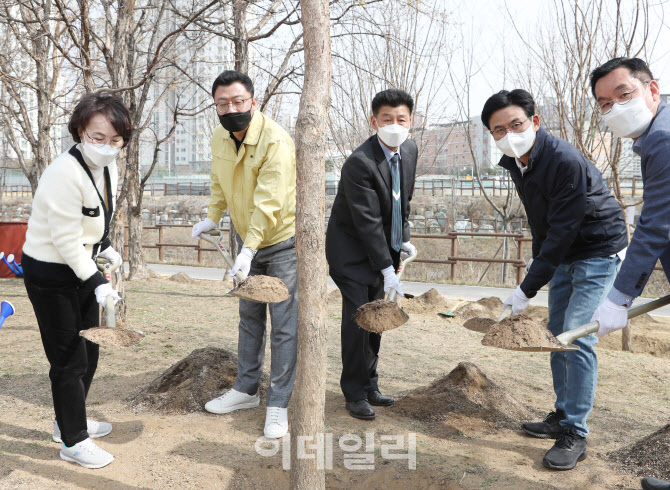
[1,277,669,489]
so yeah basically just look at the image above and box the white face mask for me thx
[81,140,121,168]
[495,124,536,159]
[601,89,655,139]
[377,123,409,148]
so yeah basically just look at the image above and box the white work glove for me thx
[381,265,403,296]
[230,247,255,281]
[503,285,530,316]
[94,283,121,308]
[400,241,417,259]
[191,218,217,238]
[591,298,629,337]
[97,246,122,268]
[525,258,534,274]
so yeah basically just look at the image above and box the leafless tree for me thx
[289,0,330,485]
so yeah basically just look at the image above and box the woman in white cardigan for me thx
[22,93,131,469]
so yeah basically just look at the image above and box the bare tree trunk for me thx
[125,136,150,279]
[289,0,330,487]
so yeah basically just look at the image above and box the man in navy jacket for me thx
[481,89,628,471]
[590,57,670,490]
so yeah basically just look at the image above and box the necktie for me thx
[390,153,402,252]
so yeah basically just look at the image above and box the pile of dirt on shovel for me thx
[128,347,268,413]
[233,275,289,303]
[354,299,409,332]
[391,362,536,430]
[481,315,565,350]
[464,304,550,334]
[403,288,449,314]
[454,297,503,321]
[608,424,670,480]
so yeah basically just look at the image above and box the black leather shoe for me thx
[522,410,566,439]
[367,390,395,407]
[345,400,376,420]
[642,477,670,490]
[542,428,587,470]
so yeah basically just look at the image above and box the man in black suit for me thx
[326,89,418,420]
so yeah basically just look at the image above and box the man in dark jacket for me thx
[589,57,670,490]
[326,89,417,420]
[481,89,628,471]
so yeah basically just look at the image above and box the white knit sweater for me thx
[23,148,118,283]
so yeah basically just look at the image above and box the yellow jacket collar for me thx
[221,110,263,146]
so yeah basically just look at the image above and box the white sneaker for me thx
[60,438,114,469]
[53,419,112,443]
[264,407,288,439]
[204,389,260,414]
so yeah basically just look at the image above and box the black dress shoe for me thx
[522,409,566,439]
[542,428,587,470]
[345,400,376,420]
[642,477,670,490]
[367,390,395,407]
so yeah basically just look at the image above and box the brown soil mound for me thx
[453,297,502,321]
[231,275,289,303]
[392,362,536,429]
[481,315,565,350]
[475,296,503,311]
[631,313,658,326]
[128,347,268,413]
[525,305,549,324]
[354,299,409,332]
[462,317,497,333]
[147,268,161,279]
[328,288,342,302]
[169,272,194,283]
[609,424,670,480]
[403,288,450,314]
[80,325,144,347]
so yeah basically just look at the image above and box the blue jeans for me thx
[547,255,620,438]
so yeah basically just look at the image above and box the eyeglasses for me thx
[215,97,252,114]
[85,131,124,147]
[598,82,649,115]
[490,117,532,138]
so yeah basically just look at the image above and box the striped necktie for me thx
[390,153,402,252]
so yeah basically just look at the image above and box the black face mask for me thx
[219,110,252,133]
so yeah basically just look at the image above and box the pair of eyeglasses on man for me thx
[490,117,532,138]
[85,131,124,147]
[597,81,650,115]
[215,97,252,114]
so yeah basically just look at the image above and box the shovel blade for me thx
[504,343,580,352]
[80,326,144,348]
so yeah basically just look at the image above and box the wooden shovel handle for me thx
[556,294,670,344]
[387,250,418,302]
[199,229,247,282]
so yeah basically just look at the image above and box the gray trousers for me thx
[232,235,298,407]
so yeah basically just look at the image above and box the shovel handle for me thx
[387,250,418,302]
[105,296,116,328]
[199,229,247,282]
[556,294,670,344]
[498,305,512,322]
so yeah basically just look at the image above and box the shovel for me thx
[354,249,418,332]
[488,295,670,352]
[79,258,144,348]
[199,229,289,304]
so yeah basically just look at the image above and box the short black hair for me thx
[589,57,654,98]
[211,70,254,98]
[481,89,536,130]
[68,92,132,147]
[371,89,414,116]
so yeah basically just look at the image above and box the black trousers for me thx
[23,255,99,447]
[331,271,385,402]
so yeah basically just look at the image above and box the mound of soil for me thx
[354,300,409,332]
[481,315,565,350]
[462,317,497,333]
[232,275,289,303]
[128,347,267,413]
[631,313,659,326]
[524,305,549,324]
[454,297,503,321]
[169,272,194,283]
[403,288,450,314]
[328,288,342,302]
[147,268,161,279]
[392,362,536,429]
[609,424,670,480]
